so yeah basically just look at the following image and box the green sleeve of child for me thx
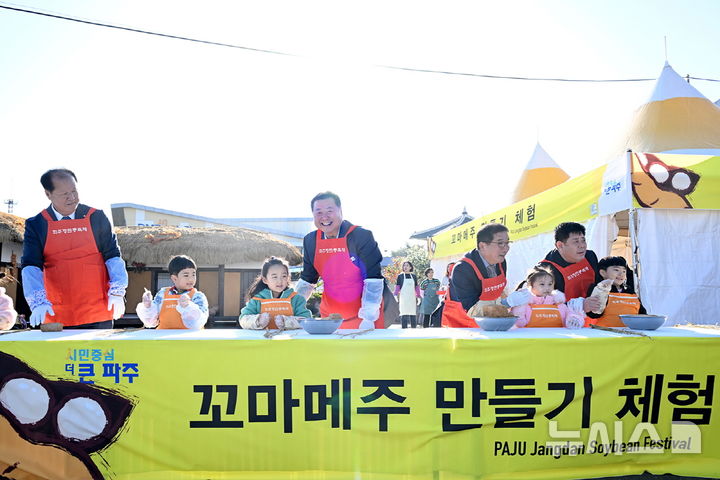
[240,298,261,316]
[292,294,313,318]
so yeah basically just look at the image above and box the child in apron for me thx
[394,261,421,328]
[239,257,312,329]
[137,255,209,329]
[586,256,645,327]
[511,267,584,329]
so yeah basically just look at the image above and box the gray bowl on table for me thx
[474,316,517,331]
[619,314,667,330]
[300,318,343,334]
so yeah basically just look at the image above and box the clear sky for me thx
[2,0,720,253]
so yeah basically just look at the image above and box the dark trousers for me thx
[428,302,444,328]
[400,315,417,328]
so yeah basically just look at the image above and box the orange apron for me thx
[253,292,296,329]
[526,304,563,328]
[442,257,506,328]
[41,209,109,327]
[595,292,641,327]
[158,288,197,329]
[313,225,384,329]
[542,257,596,301]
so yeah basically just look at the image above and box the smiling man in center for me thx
[295,191,386,329]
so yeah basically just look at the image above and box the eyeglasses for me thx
[487,241,512,248]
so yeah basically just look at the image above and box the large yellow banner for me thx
[1,333,718,479]
[430,166,606,259]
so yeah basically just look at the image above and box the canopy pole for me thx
[626,150,642,304]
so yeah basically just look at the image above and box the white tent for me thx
[430,63,720,325]
[623,62,720,156]
[431,151,720,325]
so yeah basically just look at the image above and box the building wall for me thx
[224,272,241,317]
[0,241,22,264]
[199,270,219,316]
[0,241,23,312]
[230,219,312,237]
[122,207,219,228]
[113,205,312,248]
[0,265,18,305]
[124,267,258,321]
[126,270,152,314]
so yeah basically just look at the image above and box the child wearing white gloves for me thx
[136,255,209,330]
[0,286,18,331]
[586,256,646,327]
[239,257,312,330]
[512,267,585,329]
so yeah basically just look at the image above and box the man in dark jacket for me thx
[443,223,530,327]
[21,168,128,329]
[537,222,602,314]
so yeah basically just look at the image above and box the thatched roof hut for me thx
[0,212,25,244]
[115,226,302,266]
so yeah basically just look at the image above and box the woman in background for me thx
[419,268,441,328]
[394,261,421,328]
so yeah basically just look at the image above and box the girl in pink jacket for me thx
[511,267,584,329]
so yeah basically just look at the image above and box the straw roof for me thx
[116,226,302,266]
[0,212,25,243]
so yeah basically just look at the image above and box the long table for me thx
[1,326,719,479]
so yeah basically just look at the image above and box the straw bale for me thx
[115,226,302,266]
[0,212,25,243]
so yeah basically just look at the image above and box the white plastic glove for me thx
[107,295,126,320]
[551,290,566,304]
[294,279,315,300]
[583,296,602,313]
[136,289,159,328]
[30,304,55,327]
[178,293,191,308]
[358,318,376,330]
[567,297,586,315]
[136,302,159,328]
[505,289,531,308]
[565,313,585,329]
[275,315,303,330]
[589,279,613,314]
[239,312,271,330]
[358,278,384,329]
[176,296,207,330]
[257,312,270,328]
[142,290,153,308]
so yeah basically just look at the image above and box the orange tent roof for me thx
[511,143,569,203]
